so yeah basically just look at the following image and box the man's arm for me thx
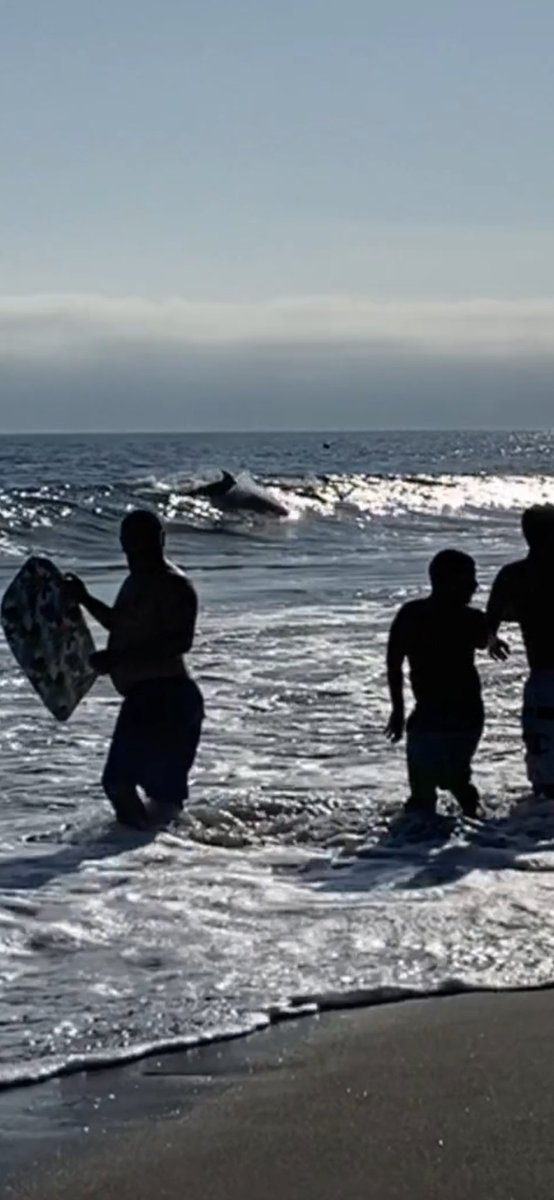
[486,567,513,638]
[82,594,115,632]
[65,574,114,632]
[385,611,407,742]
[486,567,513,661]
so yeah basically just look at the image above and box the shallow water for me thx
[2,430,554,1088]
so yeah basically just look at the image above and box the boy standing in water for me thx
[385,549,488,816]
[66,510,203,828]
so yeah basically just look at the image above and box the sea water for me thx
[2,429,554,1088]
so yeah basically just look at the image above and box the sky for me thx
[1,0,553,431]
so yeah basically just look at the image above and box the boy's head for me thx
[522,505,554,556]
[429,549,477,605]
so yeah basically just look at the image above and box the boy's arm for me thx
[385,611,407,742]
[473,610,489,650]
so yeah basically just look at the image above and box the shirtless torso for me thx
[108,562,196,695]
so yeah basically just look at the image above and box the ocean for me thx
[2,429,554,1090]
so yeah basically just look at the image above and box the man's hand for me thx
[488,635,510,662]
[385,708,405,743]
[64,573,89,607]
[90,650,111,675]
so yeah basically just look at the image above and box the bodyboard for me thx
[1,556,96,720]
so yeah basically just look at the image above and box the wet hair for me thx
[429,548,476,587]
[521,505,554,550]
[120,509,165,553]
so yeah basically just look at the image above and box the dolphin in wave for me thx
[189,471,288,517]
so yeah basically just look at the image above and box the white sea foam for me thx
[1,593,553,1090]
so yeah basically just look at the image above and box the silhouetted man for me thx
[487,504,554,798]
[386,549,488,816]
[66,510,203,827]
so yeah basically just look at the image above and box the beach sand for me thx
[4,989,554,1199]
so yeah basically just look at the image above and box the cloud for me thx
[1,293,553,431]
[1,293,554,360]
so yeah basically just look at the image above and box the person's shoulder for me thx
[495,559,527,585]
[115,574,134,601]
[401,597,429,616]
[164,562,197,601]
[393,597,428,626]
[165,561,187,581]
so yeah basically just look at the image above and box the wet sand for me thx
[3,990,554,1199]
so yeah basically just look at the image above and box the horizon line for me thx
[0,426,552,438]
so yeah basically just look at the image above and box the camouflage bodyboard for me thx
[1,557,96,720]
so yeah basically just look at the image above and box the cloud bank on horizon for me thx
[1,293,553,432]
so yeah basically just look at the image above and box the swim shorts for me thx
[407,727,482,793]
[102,676,204,806]
[522,669,554,794]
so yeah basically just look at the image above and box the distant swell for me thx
[2,469,554,565]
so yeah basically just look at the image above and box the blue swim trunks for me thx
[102,676,204,806]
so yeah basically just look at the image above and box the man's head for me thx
[429,548,477,605]
[522,505,554,556]
[120,509,165,567]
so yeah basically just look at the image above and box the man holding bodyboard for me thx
[66,509,203,827]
